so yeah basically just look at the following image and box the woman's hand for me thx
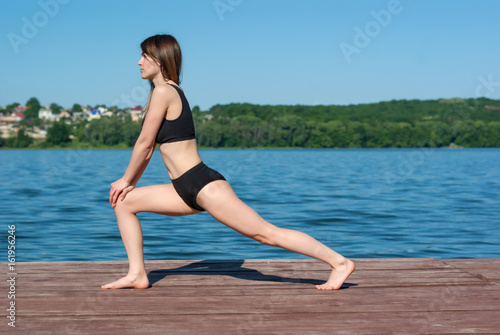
[109,178,135,208]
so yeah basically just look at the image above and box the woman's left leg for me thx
[196,181,355,290]
[101,184,200,289]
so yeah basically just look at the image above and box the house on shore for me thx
[59,110,73,119]
[13,105,27,114]
[0,112,26,138]
[87,107,110,120]
[39,107,58,121]
[126,106,143,122]
[12,112,25,122]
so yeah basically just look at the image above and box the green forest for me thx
[2,97,499,149]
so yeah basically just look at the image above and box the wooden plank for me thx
[17,311,500,335]
[15,285,500,316]
[10,270,485,295]
[441,259,500,283]
[13,283,500,302]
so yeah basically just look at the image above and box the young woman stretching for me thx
[101,34,355,290]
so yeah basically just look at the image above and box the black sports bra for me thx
[155,84,196,144]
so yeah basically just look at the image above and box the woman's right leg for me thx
[101,184,200,289]
[197,181,355,290]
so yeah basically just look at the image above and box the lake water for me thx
[1,148,499,262]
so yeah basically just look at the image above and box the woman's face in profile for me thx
[138,53,160,80]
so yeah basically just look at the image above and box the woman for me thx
[101,34,355,290]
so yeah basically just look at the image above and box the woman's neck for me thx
[152,75,170,87]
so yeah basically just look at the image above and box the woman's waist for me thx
[159,144,202,179]
[167,159,203,180]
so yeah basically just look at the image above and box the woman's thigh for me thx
[117,183,201,216]
[197,181,276,237]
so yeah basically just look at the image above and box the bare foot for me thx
[316,259,355,290]
[101,272,149,289]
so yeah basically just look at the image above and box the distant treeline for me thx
[194,98,500,148]
[2,98,499,149]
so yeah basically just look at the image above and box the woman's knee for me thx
[252,226,281,247]
[113,194,137,214]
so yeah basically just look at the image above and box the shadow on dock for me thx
[147,259,357,289]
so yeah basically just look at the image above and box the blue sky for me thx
[1,0,499,111]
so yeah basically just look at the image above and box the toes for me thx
[316,284,333,290]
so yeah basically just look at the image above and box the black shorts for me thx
[171,162,226,211]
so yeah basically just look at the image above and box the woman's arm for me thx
[128,150,153,187]
[109,85,173,207]
[121,138,155,186]
[109,146,152,208]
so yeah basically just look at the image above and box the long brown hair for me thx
[140,34,182,125]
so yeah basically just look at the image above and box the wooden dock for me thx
[6,258,500,334]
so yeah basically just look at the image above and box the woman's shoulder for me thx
[152,84,179,101]
[153,83,178,94]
